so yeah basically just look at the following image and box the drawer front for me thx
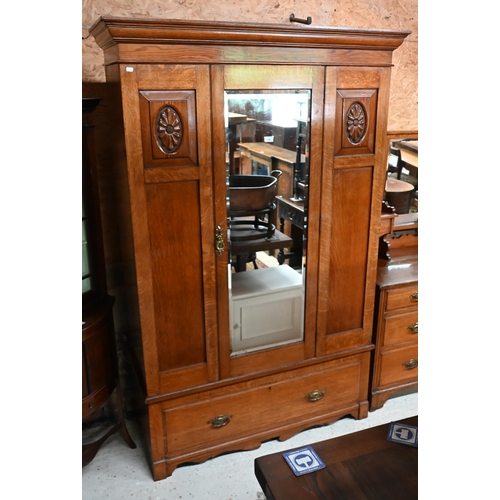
[278,200,305,229]
[82,384,111,419]
[383,311,418,346]
[162,354,369,455]
[385,285,418,311]
[378,345,418,387]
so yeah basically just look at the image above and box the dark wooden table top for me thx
[255,416,418,500]
[394,139,418,154]
[230,228,293,254]
[238,142,306,164]
[376,253,418,289]
[230,228,293,272]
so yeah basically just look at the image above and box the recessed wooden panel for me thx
[334,89,377,156]
[146,181,207,372]
[327,167,372,334]
[139,90,198,168]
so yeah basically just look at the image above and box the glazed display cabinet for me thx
[89,17,409,480]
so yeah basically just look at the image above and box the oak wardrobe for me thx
[90,17,409,480]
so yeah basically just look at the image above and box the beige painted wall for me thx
[82,0,417,132]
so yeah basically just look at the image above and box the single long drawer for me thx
[378,345,418,387]
[385,285,418,311]
[161,354,369,455]
[383,311,418,346]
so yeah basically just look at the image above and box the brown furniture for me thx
[227,112,248,175]
[82,98,136,466]
[277,197,305,268]
[391,139,418,180]
[370,252,418,411]
[255,121,298,151]
[82,297,137,465]
[230,228,293,272]
[384,178,415,215]
[396,139,418,153]
[255,416,418,499]
[89,17,410,480]
[238,142,305,198]
[394,139,418,165]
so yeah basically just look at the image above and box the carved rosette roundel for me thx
[156,106,182,153]
[346,102,367,144]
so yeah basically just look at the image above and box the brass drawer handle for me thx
[410,292,418,301]
[407,322,418,333]
[215,223,225,257]
[208,414,232,428]
[403,358,418,370]
[307,389,325,402]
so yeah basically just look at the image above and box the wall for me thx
[82,0,418,131]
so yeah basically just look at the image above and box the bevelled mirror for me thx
[224,89,310,356]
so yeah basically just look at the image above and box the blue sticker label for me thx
[387,421,418,447]
[282,445,326,476]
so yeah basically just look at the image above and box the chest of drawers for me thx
[370,254,418,411]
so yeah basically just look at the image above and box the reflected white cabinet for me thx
[230,265,303,354]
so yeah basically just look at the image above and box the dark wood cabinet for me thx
[90,17,409,480]
[82,98,136,466]
[254,121,297,150]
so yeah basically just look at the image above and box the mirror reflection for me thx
[385,138,418,220]
[224,90,310,356]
